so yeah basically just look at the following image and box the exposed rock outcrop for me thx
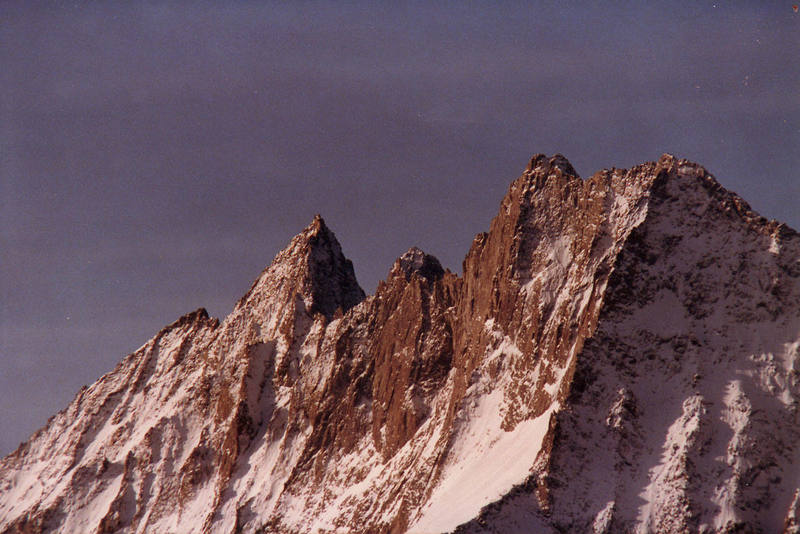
[2,154,799,534]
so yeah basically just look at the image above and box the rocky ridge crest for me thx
[2,154,799,534]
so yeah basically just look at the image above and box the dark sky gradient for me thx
[1,1,798,455]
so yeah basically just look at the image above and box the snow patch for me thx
[410,381,556,533]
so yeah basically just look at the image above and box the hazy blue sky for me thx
[1,1,798,455]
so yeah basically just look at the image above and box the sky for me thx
[1,1,798,456]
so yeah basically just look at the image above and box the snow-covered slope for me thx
[2,154,798,534]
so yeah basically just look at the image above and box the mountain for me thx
[2,154,799,534]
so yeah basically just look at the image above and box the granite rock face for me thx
[2,155,799,534]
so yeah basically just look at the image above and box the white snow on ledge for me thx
[408,382,557,534]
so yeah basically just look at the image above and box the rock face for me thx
[2,154,799,534]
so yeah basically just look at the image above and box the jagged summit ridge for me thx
[2,154,799,534]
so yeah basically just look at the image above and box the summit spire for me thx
[237,215,365,320]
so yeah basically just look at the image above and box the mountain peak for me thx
[286,214,333,251]
[307,213,327,234]
[300,217,366,318]
[525,153,579,178]
[392,246,445,282]
[238,215,365,320]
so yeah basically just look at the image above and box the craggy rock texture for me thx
[2,155,799,534]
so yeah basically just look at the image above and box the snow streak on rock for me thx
[2,155,799,534]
